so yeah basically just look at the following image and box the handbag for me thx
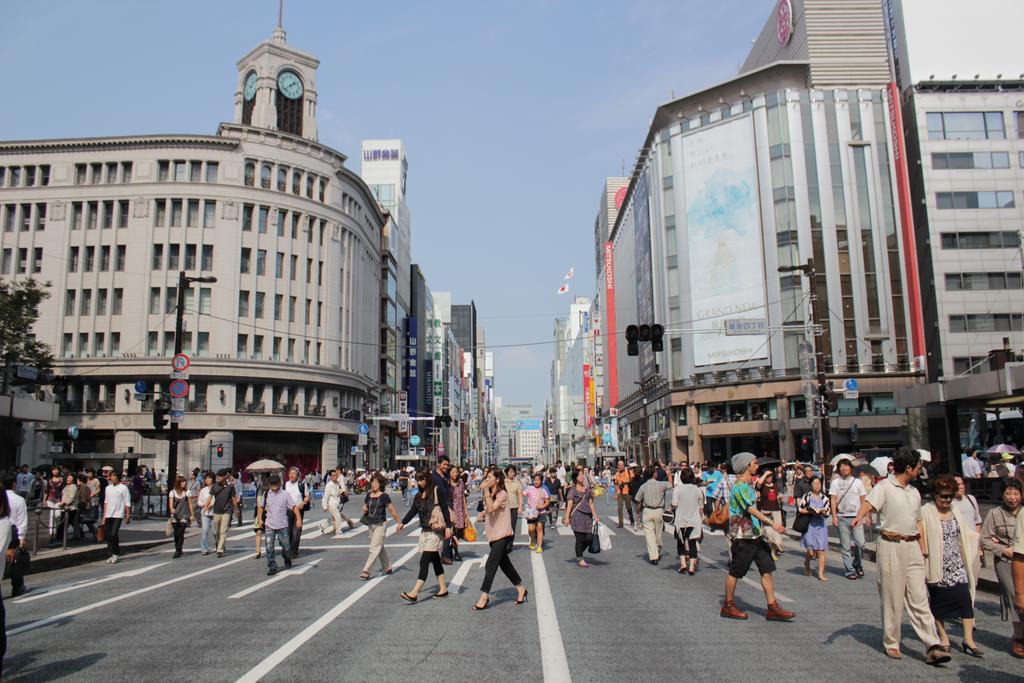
[428,489,446,532]
[662,510,675,525]
[598,523,613,551]
[164,518,173,537]
[708,500,729,530]
[96,521,106,542]
[792,513,811,535]
[588,519,601,554]
[463,524,477,542]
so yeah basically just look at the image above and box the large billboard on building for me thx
[603,242,619,408]
[633,169,656,378]
[683,116,768,367]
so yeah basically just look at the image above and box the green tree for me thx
[0,278,54,382]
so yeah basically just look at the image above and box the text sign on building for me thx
[363,148,400,161]
[724,318,768,336]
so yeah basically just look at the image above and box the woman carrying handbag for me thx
[564,469,599,568]
[796,477,831,581]
[473,468,528,610]
[168,476,195,558]
[397,470,451,602]
[359,474,402,579]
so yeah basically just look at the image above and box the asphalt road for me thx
[4,490,1022,682]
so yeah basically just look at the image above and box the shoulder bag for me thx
[708,493,730,530]
[428,488,446,532]
[792,493,812,535]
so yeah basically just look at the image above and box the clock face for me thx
[277,71,303,100]
[243,72,258,101]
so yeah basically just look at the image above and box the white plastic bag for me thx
[598,523,613,551]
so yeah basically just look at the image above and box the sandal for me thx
[400,592,417,603]
[359,572,371,580]
[433,591,450,599]
[472,598,490,610]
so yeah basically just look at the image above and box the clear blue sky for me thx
[0,0,767,412]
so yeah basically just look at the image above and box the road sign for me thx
[67,426,79,440]
[725,318,768,336]
[350,446,358,456]
[170,398,186,411]
[134,393,148,401]
[843,377,859,400]
[169,410,185,424]
[410,435,421,447]
[358,423,370,435]
[170,370,189,380]
[171,353,190,372]
[357,433,368,446]
[134,380,148,394]
[168,379,189,399]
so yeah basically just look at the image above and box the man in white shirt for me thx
[4,476,28,596]
[961,451,983,479]
[284,467,309,556]
[103,471,132,564]
[196,472,215,555]
[829,457,867,580]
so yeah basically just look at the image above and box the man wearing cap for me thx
[830,457,867,579]
[853,447,949,665]
[720,452,795,622]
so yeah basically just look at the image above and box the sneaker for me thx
[267,567,278,576]
[529,543,536,550]
[536,547,543,554]
[284,557,293,569]
[110,555,119,564]
[216,551,223,558]
[766,602,795,621]
[720,601,748,620]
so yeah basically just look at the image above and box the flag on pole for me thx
[557,284,569,295]
[563,267,575,281]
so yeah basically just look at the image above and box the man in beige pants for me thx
[853,447,950,666]
[634,466,673,564]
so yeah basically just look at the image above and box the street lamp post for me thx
[168,271,217,488]
[778,259,831,463]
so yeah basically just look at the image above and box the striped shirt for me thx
[635,479,672,509]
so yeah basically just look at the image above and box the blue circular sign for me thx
[134,380,148,394]
[168,379,189,398]
[843,378,859,392]
[410,435,421,447]
[67,426,79,440]
[358,423,370,435]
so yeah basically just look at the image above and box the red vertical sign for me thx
[887,82,927,373]
[603,242,619,407]
[583,364,592,429]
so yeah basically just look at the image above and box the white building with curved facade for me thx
[0,25,387,475]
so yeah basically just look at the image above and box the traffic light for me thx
[625,325,639,357]
[638,324,651,342]
[650,324,664,352]
[153,404,168,431]
[823,381,839,412]
[216,444,224,458]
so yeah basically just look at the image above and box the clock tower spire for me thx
[233,3,319,141]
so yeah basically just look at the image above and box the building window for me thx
[64,290,76,316]
[189,161,201,183]
[86,202,98,229]
[932,151,1011,169]
[186,199,199,228]
[170,199,183,226]
[274,293,283,321]
[946,272,1023,291]
[291,212,300,239]
[70,202,82,230]
[165,287,177,314]
[292,170,301,195]
[167,243,180,270]
[84,246,94,272]
[75,164,87,185]
[288,296,296,322]
[244,161,255,187]
[936,191,1015,209]
[184,244,197,270]
[927,111,1005,140]
[277,166,288,192]
[258,206,268,233]
[256,249,266,276]
[203,200,216,228]
[102,201,113,229]
[254,292,265,319]
[206,162,219,183]
[15,248,26,274]
[121,162,132,183]
[149,288,161,315]
[242,204,253,231]
[290,255,297,280]
[201,245,213,271]
[34,203,46,231]
[196,332,209,357]
[62,334,72,357]
[236,334,248,359]
[147,332,158,356]
[158,160,170,182]
[110,332,121,356]
[89,163,101,184]
[238,290,249,317]
[152,244,163,270]
[31,247,42,273]
[115,245,126,271]
[68,246,79,272]
[93,333,105,356]
[240,247,251,274]
[199,287,211,314]
[260,164,272,189]
[99,245,110,271]
[275,252,284,278]
[174,161,187,182]
[112,289,123,315]
[97,289,108,315]
[118,200,129,228]
[941,231,1020,249]
[950,313,1024,333]
[105,162,118,184]
[79,290,91,316]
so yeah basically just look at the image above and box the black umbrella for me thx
[853,463,877,478]
[756,457,782,470]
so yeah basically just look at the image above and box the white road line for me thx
[530,549,572,683]
[227,518,320,542]
[449,556,487,594]
[235,548,418,683]
[228,559,322,599]
[13,562,171,604]
[697,553,793,604]
[8,554,252,637]
[519,517,528,536]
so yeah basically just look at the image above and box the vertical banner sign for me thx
[886,82,927,373]
[405,316,418,419]
[632,170,656,378]
[583,364,593,429]
[603,242,619,407]
[683,116,768,367]
[587,366,596,428]
[424,359,434,415]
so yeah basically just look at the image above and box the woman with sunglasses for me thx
[474,468,527,610]
[397,470,451,602]
[920,474,982,657]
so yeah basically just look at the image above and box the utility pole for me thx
[778,258,831,463]
[167,271,216,488]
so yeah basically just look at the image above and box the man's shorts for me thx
[728,538,775,578]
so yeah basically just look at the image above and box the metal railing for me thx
[272,403,299,415]
[304,404,326,417]
[187,398,208,412]
[235,401,265,414]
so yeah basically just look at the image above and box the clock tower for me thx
[234,16,319,141]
